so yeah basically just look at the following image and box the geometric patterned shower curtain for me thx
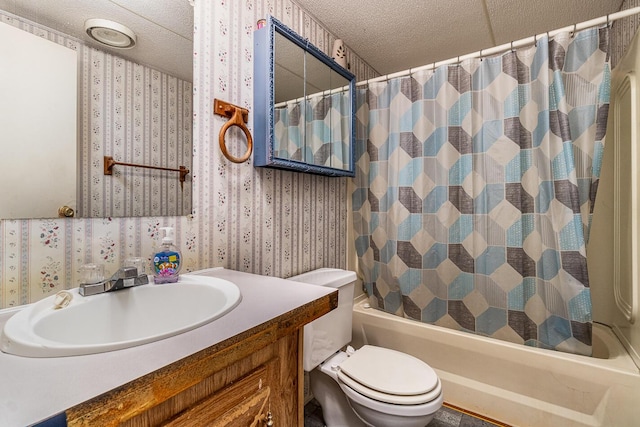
[352,27,611,356]
[274,92,351,167]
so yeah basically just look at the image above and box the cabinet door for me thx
[164,365,271,426]
[68,329,302,426]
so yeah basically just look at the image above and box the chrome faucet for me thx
[79,266,149,296]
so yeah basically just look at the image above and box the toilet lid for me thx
[337,345,439,400]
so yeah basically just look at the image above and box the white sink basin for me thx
[0,274,241,357]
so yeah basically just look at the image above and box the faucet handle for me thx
[79,263,105,285]
[78,264,107,296]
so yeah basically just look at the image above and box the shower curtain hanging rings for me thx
[572,23,577,37]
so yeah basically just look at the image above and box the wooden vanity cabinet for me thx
[65,293,336,426]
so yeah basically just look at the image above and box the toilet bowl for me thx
[319,346,443,427]
[288,268,443,427]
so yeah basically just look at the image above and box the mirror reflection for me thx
[254,16,355,177]
[0,0,193,219]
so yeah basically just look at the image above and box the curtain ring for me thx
[572,23,577,37]
[457,55,460,66]
[533,34,537,46]
[607,14,610,27]
[510,40,514,52]
[479,49,483,61]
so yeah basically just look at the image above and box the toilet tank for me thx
[287,268,357,371]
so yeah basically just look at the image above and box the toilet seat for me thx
[339,379,443,418]
[336,345,442,405]
[339,371,442,405]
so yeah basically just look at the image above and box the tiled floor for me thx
[304,399,505,427]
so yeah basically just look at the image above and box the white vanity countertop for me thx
[0,268,335,427]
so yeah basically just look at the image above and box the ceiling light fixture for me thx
[84,19,137,49]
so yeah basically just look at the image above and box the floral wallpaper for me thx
[79,52,193,218]
[0,0,377,309]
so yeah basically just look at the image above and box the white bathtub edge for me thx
[351,297,640,427]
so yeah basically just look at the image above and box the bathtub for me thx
[350,297,640,427]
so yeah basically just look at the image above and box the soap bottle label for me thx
[153,251,181,283]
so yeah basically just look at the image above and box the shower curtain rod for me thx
[357,6,640,86]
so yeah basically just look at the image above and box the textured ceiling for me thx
[0,0,193,81]
[295,0,625,76]
[1,1,627,82]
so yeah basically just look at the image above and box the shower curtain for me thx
[353,27,610,355]
[274,91,351,167]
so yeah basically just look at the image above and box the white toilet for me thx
[289,268,443,427]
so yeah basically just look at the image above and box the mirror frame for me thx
[253,16,356,177]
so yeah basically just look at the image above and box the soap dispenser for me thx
[152,227,182,284]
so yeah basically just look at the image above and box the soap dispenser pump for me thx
[152,227,182,284]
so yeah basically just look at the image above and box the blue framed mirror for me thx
[254,16,356,177]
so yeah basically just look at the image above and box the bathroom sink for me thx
[0,274,241,357]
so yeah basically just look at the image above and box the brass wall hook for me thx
[214,99,253,163]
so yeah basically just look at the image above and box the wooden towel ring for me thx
[214,99,253,163]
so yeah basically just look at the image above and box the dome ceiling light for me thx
[84,19,136,49]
